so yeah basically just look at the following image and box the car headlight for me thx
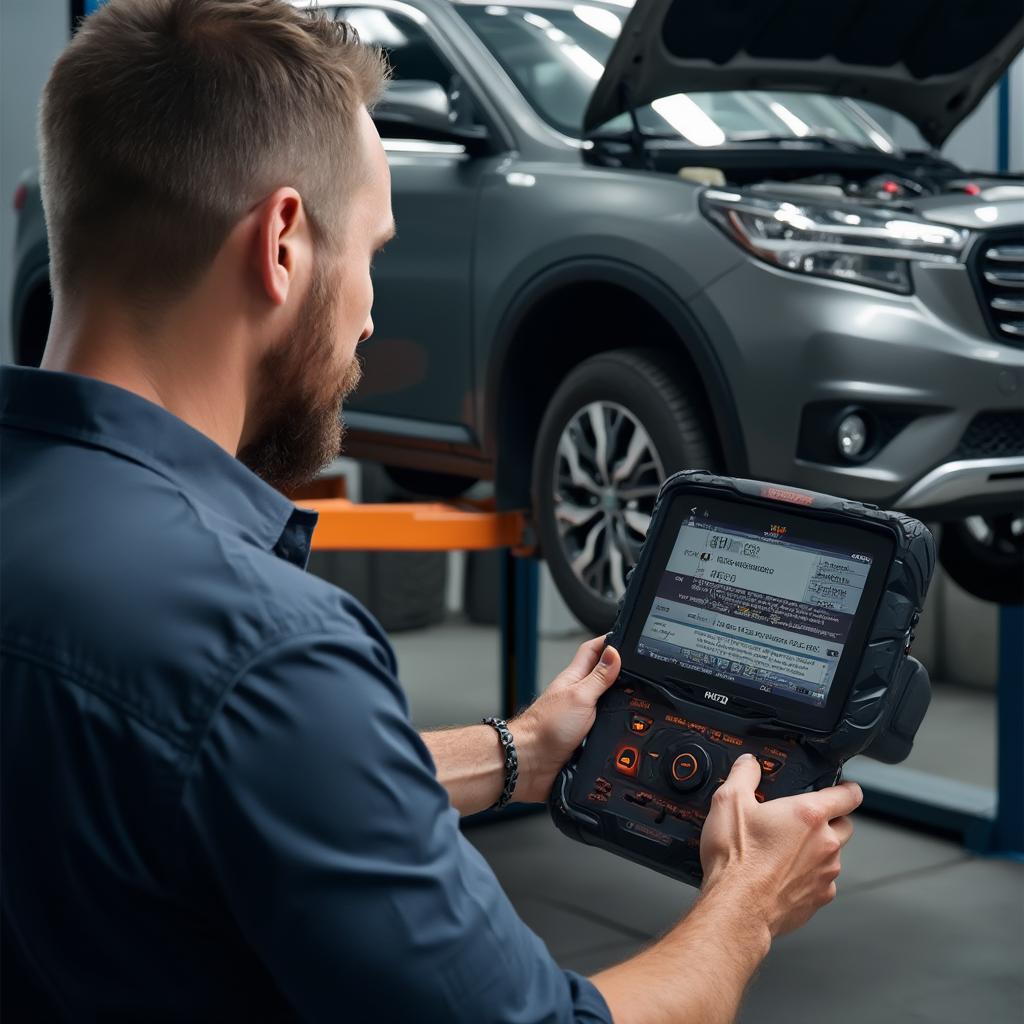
[700,189,970,294]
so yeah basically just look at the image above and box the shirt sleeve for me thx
[178,628,612,1024]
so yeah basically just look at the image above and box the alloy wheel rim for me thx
[964,514,1024,559]
[552,401,665,603]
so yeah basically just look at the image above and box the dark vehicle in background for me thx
[11,0,1024,629]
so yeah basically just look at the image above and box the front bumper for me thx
[694,254,1024,516]
[895,456,1024,512]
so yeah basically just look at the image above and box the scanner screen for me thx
[636,508,875,708]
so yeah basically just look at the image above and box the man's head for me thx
[39,0,393,491]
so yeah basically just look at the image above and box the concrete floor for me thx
[393,619,1024,1024]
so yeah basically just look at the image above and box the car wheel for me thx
[938,514,1024,605]
[532,349,717,634]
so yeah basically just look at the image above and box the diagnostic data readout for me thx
[636,512,872,707]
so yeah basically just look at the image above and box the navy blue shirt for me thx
[0,366,610,1023]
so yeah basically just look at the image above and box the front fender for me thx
[483,257,747,475]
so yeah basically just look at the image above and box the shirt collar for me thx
[0,365,319,568]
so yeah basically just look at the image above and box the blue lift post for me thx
[841,600,1023,857]
[992,604,1024,856]
[987,79,1022,858]
[500,551,540,718]
[462,551,541,826]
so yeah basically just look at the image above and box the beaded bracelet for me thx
[481,716,519,809]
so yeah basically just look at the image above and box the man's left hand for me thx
[511,637,621,804]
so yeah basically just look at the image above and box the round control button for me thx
[664,742,711,793]
[672,753,699,782]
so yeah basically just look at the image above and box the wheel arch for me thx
[484,260,747,509]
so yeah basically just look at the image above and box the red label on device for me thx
[760,486,815,506]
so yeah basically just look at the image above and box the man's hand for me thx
[420,639,618,815]
[591,752,863,1024]
[511,638,620,804]
[699,753,863,937]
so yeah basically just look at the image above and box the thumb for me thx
[578,644,620,701]
[564,636,607,681]
[723,752,762,799]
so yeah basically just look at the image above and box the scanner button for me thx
[672,753,699,782]
[615,746,640,777]
[665,743,711,793]
[758,756,782,776]
[629,714,653,735]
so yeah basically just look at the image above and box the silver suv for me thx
[11,0,1024,629]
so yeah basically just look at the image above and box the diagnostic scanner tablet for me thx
[550,471,935,885]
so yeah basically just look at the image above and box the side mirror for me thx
[373,80,490,153]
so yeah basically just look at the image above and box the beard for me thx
[238,264,363,494]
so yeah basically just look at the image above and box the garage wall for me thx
[943,55,1023,173]
[0,0,66,364]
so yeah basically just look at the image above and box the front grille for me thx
[954,411,1024,459]
[972,229,1024,343]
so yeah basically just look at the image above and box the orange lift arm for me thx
[305,498,527,552]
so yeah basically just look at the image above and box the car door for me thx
[334,3,498,446]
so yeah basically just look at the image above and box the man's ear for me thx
[255,187,310,307]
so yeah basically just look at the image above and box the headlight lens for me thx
[700,189,970,294]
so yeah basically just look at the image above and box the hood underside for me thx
[584,0,1024,147]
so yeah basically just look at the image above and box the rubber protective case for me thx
[549,471,935,885]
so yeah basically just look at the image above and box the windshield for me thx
[456,2,897,151]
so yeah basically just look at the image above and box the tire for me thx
[306,462,449,632]
[532,348,718,634]
[307,546,449,632]
[938,514,1024,605]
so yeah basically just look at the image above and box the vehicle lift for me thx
[300,482,1023,859]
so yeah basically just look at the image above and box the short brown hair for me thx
[40,0,388,304]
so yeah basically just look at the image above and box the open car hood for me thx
[584,0,1024,147]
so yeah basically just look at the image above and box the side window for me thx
[337,7,453,90]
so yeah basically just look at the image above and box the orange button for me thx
[671,753,699,782]
[615,746,640,777]
[630,715,653,734]
[758,757,781,775]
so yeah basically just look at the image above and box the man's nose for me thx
[358,316,374,344]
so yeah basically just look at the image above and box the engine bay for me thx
[589,137,1024,211]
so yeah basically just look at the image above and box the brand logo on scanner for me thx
[705,691,729,705]
[760,485,814,506]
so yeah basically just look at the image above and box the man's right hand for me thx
[590,751,863,1023]
[699,752,863,937]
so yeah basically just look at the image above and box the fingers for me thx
[718,752,762,798]
[808,781,864,822]
[576,644,621,701]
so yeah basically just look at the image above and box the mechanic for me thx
[0,2,863,1022]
